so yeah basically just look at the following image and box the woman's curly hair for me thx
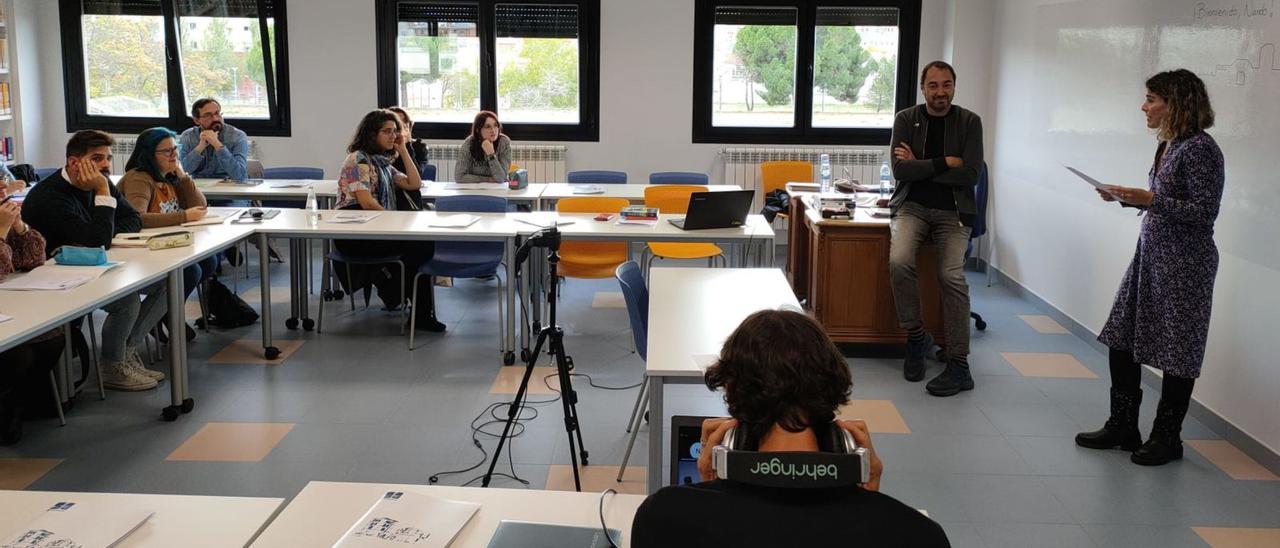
[1146,69,1214,141]
[704,309,852,435]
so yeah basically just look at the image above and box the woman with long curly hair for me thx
[1076,69,1225,466]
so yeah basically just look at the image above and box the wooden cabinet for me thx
[787,196,944,344]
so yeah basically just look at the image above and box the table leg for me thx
[259,233,280,360]
[300,239,312,331]
[163,268,191,421]
[646,374,665,494]
[504,236,516,365]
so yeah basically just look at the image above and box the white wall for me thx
[23,0,961,177]
[988,0,1280,453]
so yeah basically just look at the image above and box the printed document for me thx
[0,499,153,548]
[333,491,480,548]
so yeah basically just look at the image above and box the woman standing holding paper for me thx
[1075,69,1224,466]
[118,127,218,341]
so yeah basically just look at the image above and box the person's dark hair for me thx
[919,60,956,85]
[191,98,221,119]
[467,110,501,161]
[347,109,401,156]
[387,106,413,128]
[124,127,179,182]
[1146,69,1214,141]
[704,309,852,436]
[65,130,114,159]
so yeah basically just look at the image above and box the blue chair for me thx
[968,163,989,331]
[34,167,59,181]
[263,166,324,180]
[318,249,407,335]
[614,260,650,479]
[649,171,709,185]
[421,164,437,181]
[409,195,509,350]
[567,170,627,185]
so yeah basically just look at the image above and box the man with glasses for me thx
[178,98,248,181]
[22,130,169,391]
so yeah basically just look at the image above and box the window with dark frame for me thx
[375,0,600,142]
[59,0,291,136]
[693,0,921,145]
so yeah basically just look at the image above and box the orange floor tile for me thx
[166,422,296,462]
[0,458,64,490]
[1000,352,1098,379]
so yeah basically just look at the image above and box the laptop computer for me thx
[668,190,754,230]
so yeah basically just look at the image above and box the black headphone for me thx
[711,422,870,489]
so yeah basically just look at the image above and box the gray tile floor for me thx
[3,252,1278,547]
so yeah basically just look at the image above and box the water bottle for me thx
[819,153,832,193]
[305,185,319,227]
[879,160,892,197]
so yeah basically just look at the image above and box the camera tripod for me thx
[483,228,589,490]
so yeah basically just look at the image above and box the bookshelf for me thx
[0,1,15,167]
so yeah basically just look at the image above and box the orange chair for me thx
[642,185,725,271]
[555,197,632,279]
[760,161,814,219]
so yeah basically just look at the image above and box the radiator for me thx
[720,147,885,212]
[110,136,259,175]
[429,144,567,183]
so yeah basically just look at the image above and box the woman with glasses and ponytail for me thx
[118,127,216,341]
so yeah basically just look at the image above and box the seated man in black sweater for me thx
[631,309,950,547]
[21,130,168,391]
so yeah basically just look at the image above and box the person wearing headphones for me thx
[631,309,949,547]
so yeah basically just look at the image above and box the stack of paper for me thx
[0,313,13,323]
[0,500,154,548]
[444,183,507,190]
[269,181,312,188]
[428,214,480,229]
[326,212,382,224]
[571,185,605,195]
[181,214,230,227]
[0,262,123,291]
[333,491,480,548]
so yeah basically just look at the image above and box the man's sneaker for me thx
[125,351,167,382]
[101,362,158,391]
[903,332,935,382]
[926,364,975,397]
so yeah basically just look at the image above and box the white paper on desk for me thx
[182,214,229,227]
[427,214,480,229]
[692,354,719,370]
[332,490,480,548]
[444,182,506,190]
[0,313,13,323]
[514,217,576,228]
[615,217,658,227]
[326,212,382,224]
[269,180,312,188]
[0,262,123,290]
[0,499,154,548]
[571,184,605,195]
[1065,166,1118,197]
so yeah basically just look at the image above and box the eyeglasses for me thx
[197,110,223,119]
[155,146,179,157]
[378,127,398,135]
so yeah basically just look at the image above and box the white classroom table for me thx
[644,268,801,493]
[0,211,255,420]
[250,481,645,548]
[0,490,283,548]
[250,209,521,362]
[537,183,744,210]
[420,181,546,209]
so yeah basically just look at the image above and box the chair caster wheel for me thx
[181,398,195,413]
[302,318,315,331]
[503,351,515,366]
[520,348,531,363]
[333,290,345,300]
[265,346,281,360]
[161,406,180,422]
[285,318,299,330]
[975,319,987,331]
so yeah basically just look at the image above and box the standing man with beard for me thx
[178,98,249,182]
[887,61,984,397]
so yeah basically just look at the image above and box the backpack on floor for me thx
[204,278,260,328]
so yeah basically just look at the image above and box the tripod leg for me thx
[482,327,551,487]
[549,330,587,491]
